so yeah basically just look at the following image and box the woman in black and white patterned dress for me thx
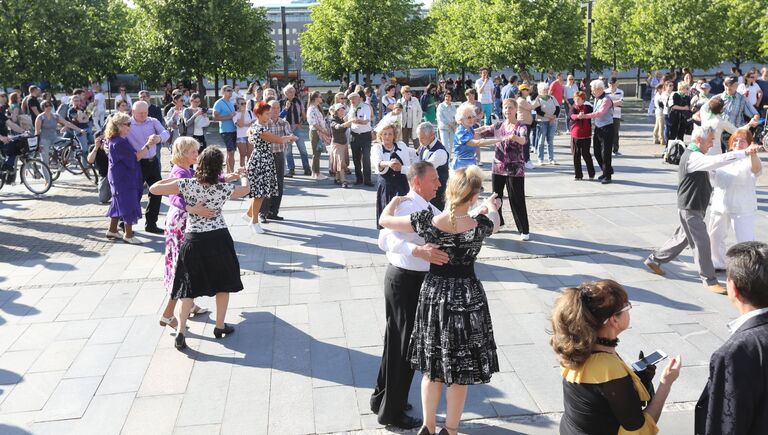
[379,165,501,435]
[150,147,251,351]
[243,101,296,234]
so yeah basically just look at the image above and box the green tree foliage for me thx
[721,0,767,68]
[300,0,427,80]
[123,0,274,90]
[427,0,583,74]
[0,0,129,89]
[592,0,635,70]
[625,0,723,71]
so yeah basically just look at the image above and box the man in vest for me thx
[644,125,760,294]
[416,122,449,210]
[371,161,446,430]
[577,79,614,184]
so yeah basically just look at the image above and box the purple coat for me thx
[106,136,143,225]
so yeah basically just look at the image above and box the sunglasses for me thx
[603,302,632,324]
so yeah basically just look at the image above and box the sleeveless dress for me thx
[407,209,499,385]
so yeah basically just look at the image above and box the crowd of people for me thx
[2,64,768,435]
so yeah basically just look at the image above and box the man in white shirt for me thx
[475,68,494,126]
[92,83,107,131]
[695,242,768,434]
[645,126,760,294]
[608,78,624,156]
[371,161,446,430]
[347,92,373,186]
[416,122,449,210]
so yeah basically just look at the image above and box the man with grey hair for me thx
[644,126,761,294]
[416,122,449,210]
[696,241,768,434]
[280,84,310,177]
[348,91,373,185]
[128,100,170,234]
[372,160,445,429]
[577,79,614,183]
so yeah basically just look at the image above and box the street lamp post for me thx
[582,0,593,98]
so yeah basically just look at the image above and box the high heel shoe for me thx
[213,324,235,339]
[417,426,434,435]
[175,333,186,350]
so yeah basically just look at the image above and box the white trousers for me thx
[708,211,756,269]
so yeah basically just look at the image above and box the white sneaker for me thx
[249,223,265,234]
[537,159,544,166]
[524,161,535,170]
[550,159,557,165]
[241,213,252,223]
[520,233,530,241]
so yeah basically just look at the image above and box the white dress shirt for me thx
[378,190,440,272]
[372,141,414,175]
[347,102,372,133]
[728,307,768,334]
[420,138,449,168]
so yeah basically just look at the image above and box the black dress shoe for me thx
[364,181,374,187]
[601,178,612,184]
[175,333,186,350]
[267,214,284,221]
[303,169,312,175]
[597,174,606,181]
[145,225,164,235]
[417,426,434,435]
[379,414,422,430]
[259,214,268,223]
[213,324,235,339]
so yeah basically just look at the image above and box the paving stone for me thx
[96,355,152,395]
[64,343,120,378]
[137,348,194,397]
[36,376,101,422]
[73,391,134,435]
[122,394,183,435]
[0,371,64,413]
[175,356,234,427]
[28,339,86,373]
[314,385,361,433]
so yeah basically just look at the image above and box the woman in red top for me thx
[569,91,595,180]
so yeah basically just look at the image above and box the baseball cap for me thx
[519,84,530,91]
[700,83,711,90]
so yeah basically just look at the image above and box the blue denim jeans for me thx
[482,103,493,125]
[285,126,310,172]
[537,120,556,162]
[76,126,94,165]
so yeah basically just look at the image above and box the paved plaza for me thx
[0,101,765,434]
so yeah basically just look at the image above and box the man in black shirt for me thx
[26,86,42,119]
[708,72,725,96]
[0,92,28,183]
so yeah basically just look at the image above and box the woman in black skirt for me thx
[379,166,501,435]
[372,123,413,228]
[150,147,250,350]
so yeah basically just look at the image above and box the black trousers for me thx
[593,124,614,179]
[260,152,285,216]
[193,134,207,151]
[491,174,529,234]
[612,118,621,152]
[370,265,425,422]
[350,131,372,183]
[571,137,595,179]
[140,157,161,227]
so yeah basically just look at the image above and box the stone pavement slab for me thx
[0,100,766,434]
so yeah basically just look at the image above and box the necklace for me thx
[595,337,619,347]
[453,214,472,219]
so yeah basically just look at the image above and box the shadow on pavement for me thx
[0,290,41,325]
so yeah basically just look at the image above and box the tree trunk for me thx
[214,74,219,100]
[636,67,641,99]
[197,74,206,103]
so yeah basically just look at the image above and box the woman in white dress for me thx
[708,129,763,269]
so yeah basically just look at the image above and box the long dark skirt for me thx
[171,228,243,299]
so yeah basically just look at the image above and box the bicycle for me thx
[0,134,53,195]
[46,135,98,185]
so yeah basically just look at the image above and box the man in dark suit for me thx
[695,241,768,435]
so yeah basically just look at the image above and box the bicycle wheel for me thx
[20,158,52,195]
[81,161,98,185]
[61,146,83,175]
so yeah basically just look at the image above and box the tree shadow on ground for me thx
[0,290,41,326]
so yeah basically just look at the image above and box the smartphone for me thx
[202,107,208,113]
[631,350,667,372]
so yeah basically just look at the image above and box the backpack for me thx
[663,140,685,165]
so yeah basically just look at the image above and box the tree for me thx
[300,0,427,81]
[592,0,636,70]
[721,0,767,68]
[625,0,723,72]
[123,0,274,92]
